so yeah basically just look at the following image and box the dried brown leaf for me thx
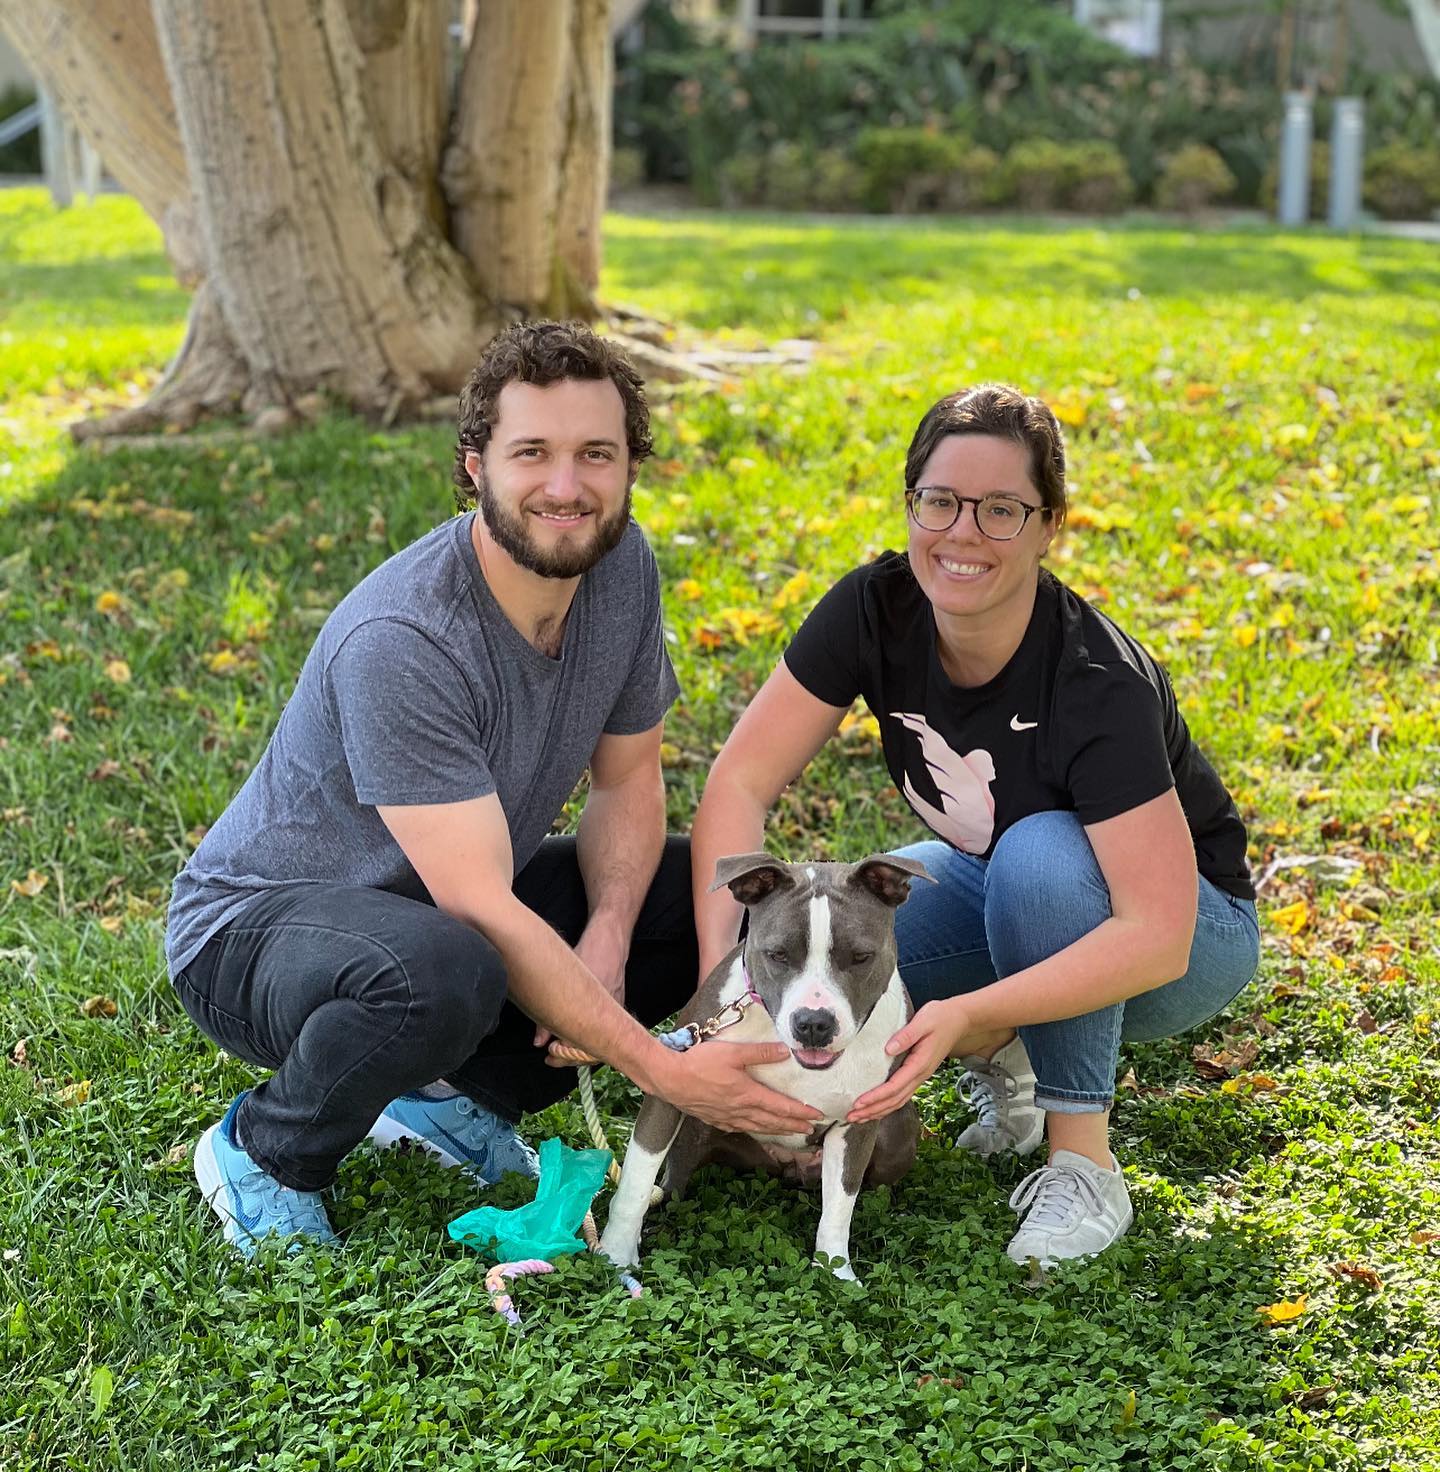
[80,995,118,1019]
[1327,1260,1382,1292]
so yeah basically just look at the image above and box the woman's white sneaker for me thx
[956,1035,1044,1156]
[1005,1150,1134,1266]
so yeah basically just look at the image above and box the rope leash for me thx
[550,991,761,1190]
[485,991,761,1327]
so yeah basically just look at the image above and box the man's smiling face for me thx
[467,378,633,580]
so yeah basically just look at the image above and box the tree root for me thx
[71,282,248,443]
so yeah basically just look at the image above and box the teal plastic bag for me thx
[447,1137,611,1262]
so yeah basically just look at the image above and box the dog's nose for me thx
[791,1008,837,1050]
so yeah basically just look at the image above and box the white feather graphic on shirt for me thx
[892,711,996,853]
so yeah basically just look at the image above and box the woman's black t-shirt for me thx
[783,553,1254,901]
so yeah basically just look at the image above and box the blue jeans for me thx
[892,811,1260,1114]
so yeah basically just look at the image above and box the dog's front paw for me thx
[598,1229,640,1269]
[815,1251,859,1283]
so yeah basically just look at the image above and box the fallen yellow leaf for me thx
[676,579,704,602]
[1268,899,1311,936]
[95,590,124,615]
[104,659,132,684]
[1256,1294,1307,1326]
[1221,1073,1279,1094]
[55,1079,92,1108]
[11,870,48,898]
[771,570,813,611]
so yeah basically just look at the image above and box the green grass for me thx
[2,188,1439,1471]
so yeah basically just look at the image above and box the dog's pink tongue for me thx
[793,1047,838,1069]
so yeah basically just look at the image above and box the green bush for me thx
[613,0,1440,211]
[855,127,963,211]
[1004,138,1132,213]
[1156,142,1238,213]
[1363,143,1440,220]
[719,142,867,212]
[1004,138,1071,211]
[852,127,1001,212]
[808,148,869,212]
[1065,140,1134,212]
[718,150,766,208]
[0,85,40,176]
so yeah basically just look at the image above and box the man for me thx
[165,321,818,1255]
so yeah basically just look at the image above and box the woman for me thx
[691,383,1259,1267]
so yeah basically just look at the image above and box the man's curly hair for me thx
[452,321,653,511]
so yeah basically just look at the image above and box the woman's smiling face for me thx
[906,433,1054,631]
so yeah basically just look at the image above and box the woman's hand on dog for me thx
[650,1039,826,1136]
[846,999,969,1123]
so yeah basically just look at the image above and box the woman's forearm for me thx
[690,769,770,978]
[953,912,1195,1036]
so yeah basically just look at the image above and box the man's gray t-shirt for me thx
[165,513,679,977]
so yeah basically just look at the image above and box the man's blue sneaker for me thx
[194,1092,338,1257]
[367,1091,539,1184]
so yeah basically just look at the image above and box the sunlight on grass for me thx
[2,188,1438,1471]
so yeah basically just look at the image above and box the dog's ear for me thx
[709,852,796,907]
[848,853,935,908]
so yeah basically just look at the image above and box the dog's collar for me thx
[740,959,768,1013]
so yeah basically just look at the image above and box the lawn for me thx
[2,186,1438,1471]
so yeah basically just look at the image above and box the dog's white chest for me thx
[716,967,906,1150]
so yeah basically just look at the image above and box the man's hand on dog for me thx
[846,999,968,1123]
[649,1039,826,1136]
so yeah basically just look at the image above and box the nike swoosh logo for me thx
[1010,716,1038,731]
[422,1116,482,1165]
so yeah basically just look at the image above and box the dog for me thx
[600,851,932,1282]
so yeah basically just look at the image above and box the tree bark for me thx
[447,0,612,319]
[555,0,614,312]
[447,0,576,315]
[1,0,618,438]
[346,0,451,230]
[151,0,487,416]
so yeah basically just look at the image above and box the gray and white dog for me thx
[600,851,932,1282]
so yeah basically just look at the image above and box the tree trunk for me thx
[152,0,487,418]
[556,0,615,309]
[0,0,617,438]
[446,0,612,320]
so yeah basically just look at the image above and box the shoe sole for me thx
[366,1113,469,1171]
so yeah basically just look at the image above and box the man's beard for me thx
[475,470,631,579]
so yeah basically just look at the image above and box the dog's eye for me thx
[850,950,875,966]
[764,947,790,965]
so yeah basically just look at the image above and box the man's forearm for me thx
[451,891,669,1089]
[575,766,666,941]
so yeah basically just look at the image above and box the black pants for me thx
[173,836,698,1191]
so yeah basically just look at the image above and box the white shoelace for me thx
[1008,1162,1108,1230]
[959,1056,1019,1131]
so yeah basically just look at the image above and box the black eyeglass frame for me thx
[905,486,1051,541]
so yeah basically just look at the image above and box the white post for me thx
[38,88,74,209]
[1277,90,1313,227]
[1327,96,1364,231]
